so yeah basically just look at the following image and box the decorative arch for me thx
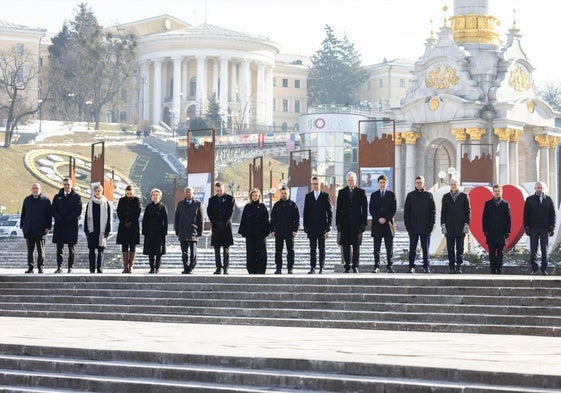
[425,137,457,188]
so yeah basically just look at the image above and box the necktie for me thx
[381,191,385,198]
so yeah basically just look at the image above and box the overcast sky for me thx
[2,0,559,84]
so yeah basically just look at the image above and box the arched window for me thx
[119,111,127,122]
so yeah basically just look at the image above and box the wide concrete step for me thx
[0,344,559,393]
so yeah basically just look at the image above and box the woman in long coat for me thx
[142,188,168,274]
[116,185,141,273]
[84,184,112,273]
[238,188,270,274]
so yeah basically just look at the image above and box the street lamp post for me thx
[37,99,43,133]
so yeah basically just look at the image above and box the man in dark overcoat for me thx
[270,186,300,274]
[175,186,203,274]
[482,184,511,274]
[20,183,52,273]
[51,178,82,273]
[523,181,555,275]
[336,171,367,273]
[303,176,332,274]
[440,178,470,274]
[404,175,436,273]
[207,182,235,274]
[369,174,396,273]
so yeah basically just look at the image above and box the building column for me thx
[212,59,219,96]
[534,135,550,187]
[264,65,273,127]
[494,128,512,185]
[394,133,404,208]
[182,60,188,109]
[256,63,265,127]
[172,56,182,125]
[240,59,251,128]
[451,128,468,175]
[196,55,207,117]
[402,132,421,194]
[219,57,229,114]
[140,61,150,122]
[152,58,162,124]
[230,62,237,102]
[548,137,561,205]
[509,129,523,186]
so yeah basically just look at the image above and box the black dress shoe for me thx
[67,268,73,273]
[213,268,221,274]
[351,267,359,273]
[456,266,462,274]
[308,269,315,274]
[343,268,350,273]
[318,269,323,274]
[54,268,63,274]
[38,268,44,274]
[422,266,431,274]
[386,267,395,273]
[372,267,380,273]
[542,270,549,276]
[274,269,282,274]
[287,269,293,274]
[25,269,34,274]
[530,270,538,275]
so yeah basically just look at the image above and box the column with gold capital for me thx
[402,132,421,192]
[509,129,523,186]
[394,133,404,207]
[548,136,561,205]
[534,134,551,186]
[494,128,512,185]
[452,128,468,176]
[465,127,486,160]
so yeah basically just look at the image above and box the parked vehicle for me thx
[0,216,22,237]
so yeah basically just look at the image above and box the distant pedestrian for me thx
[336,171,367,273]
[369,174,396,273]
[175,186,203,274]
[20,183,52,274]
[404,175,436,273]
[270,186,300,274]
[303,176,332,274]
[523,181,555,275]
[482,184,511,274]
[238,188,270,274]
[207,182,235,274]
[116,185,141,273]
[51,178,82,273]
[142,188,168,274]
[84,184,112,273]
[440,178,470,274]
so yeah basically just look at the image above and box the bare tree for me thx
[0,46,47,148]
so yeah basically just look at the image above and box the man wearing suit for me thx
[336,171,367,273]
[404,175,436,273]
[523,181,555,275]
[207,182,235,275]
[440,178,470,274]
[369,174,396,273]
[175,187,203,274]
[482,184,511,274]
[270,186,300,274]
[303,176,333,274]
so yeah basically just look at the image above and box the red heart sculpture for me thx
[467,185,527,252]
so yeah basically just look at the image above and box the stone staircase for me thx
[0,275,560,391]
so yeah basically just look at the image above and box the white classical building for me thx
[392,0,561,206]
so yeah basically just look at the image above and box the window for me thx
[15,44,24,55]
[282,99,288,112]
[282,79,288,88]
[120,88,128,102]
[295,80,300,88]
[400,79,406,88]
[189,77,197,98]
[272,98,276,111]
[273,78,276,87]
[294,100,300,113]
[119,111,127,122]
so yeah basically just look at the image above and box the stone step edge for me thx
[0,344,558,391]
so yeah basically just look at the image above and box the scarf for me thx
[87,195,109,247]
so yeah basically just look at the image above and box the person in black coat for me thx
[336,171,367,273]
[369,174,396,273]
[84,184,112,274]
[482,184,511,274]
[142,188,168,274]
[51,178,82,273]
[523,181,556,275]
[238,188,270,274]
[207,182,235,274]
[404,175,436,273]
[116,185,141,273]
[20,183,52,274]
[303,176,332,274]
[270,186,300,274]
[440,178,470,274]
[175,186,203,274]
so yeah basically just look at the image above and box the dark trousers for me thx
[408,234,430,268]
[245,236,267,274]
[180,240,197,271]
[488,242,505,273]
[446,236,465,267]
[529,228,549,271]
[148,254,162,271]
[373,235,394,268]
[342,244,360,269]
[26,238,45,269]
[309,235,326,270]
[275,236,295,270]
[56,243,76,268]
[213,246,230,269]
[88,247,104,272]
